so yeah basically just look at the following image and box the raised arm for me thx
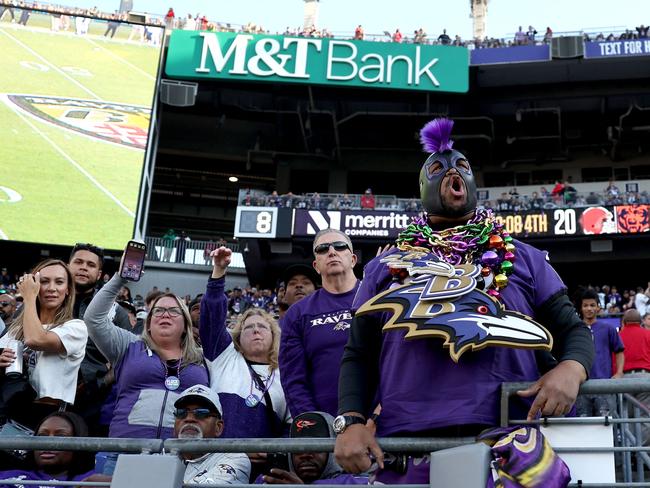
[199,247,233,361]
[84,274,139,364]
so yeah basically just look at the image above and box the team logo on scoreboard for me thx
[579,206,617,235]
[4,94,151,150]
[616,205,649,233]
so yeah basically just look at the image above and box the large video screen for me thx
[0,7,163,249]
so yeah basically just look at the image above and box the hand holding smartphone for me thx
[120,240,147,282]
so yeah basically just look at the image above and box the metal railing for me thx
[144,237,240,267]
[0,378,649,487]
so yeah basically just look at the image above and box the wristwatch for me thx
[333,415,365,434]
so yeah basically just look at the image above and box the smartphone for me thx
[266,452,290,472]
[120,241,146,282]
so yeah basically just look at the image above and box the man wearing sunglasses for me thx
[0,292,16,329]
[279,230,359,418]
[174,384,251,484]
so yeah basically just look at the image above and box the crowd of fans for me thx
[2,1,647,52]
[241,181,649,213]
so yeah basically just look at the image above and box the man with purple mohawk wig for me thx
[333,118,593,485]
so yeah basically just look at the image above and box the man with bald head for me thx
[620,309,650,443]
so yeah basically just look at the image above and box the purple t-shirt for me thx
[0,469,95,487]
[352,241,565,435]
[280,283,360,417]
[588,320,624,379]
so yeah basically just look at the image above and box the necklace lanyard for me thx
[163,357,182,391]
[245,362,275,408]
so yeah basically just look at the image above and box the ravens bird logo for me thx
[357,251,552,362]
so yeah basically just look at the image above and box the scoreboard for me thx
[235,205,650,240]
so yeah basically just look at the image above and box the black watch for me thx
[333,415,365,434]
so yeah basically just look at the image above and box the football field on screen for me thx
[0,19,161,249]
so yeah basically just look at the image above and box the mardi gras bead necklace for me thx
[395,208,516,299]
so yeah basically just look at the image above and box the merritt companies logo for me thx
[165,31,469,93]
[296,210,414,237]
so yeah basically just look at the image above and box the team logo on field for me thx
[6,94,151,149]
[355,250,552,362]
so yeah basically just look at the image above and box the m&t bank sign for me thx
[165,31,469,93]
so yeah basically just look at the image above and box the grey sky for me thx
[70,0,645,39]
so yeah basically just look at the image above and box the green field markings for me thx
[0,103,135,249]
[0,24,160,106]
[2,98,144,211]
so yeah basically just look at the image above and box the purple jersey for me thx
[352,241,565,435]
[588,319,624,379]
[280,283,360,417]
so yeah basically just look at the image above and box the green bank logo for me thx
[165,31,469,93]
[5,95,150,150]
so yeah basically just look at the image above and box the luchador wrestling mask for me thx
[419,118,477,218]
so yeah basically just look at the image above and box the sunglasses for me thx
[173,407,218,420]
[313,241,350,255]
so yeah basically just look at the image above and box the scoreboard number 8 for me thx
[256,211,273,233]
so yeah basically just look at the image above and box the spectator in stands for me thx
[575,290,624,416]
[175,231,191,264]
[228,286,250,315]
[188,296,202,342]
[117,285,132,304]
[643,313,650,329]
[0,260,87,427]
[162,229,177,262]
[527,25,537,44]
[278,264,320,319]
[354,25,363,40]
[529,191,544,211]
[200,247,290,479]
[514,26,526,45]
[0,293,16,328]
[339,194,353,210]
[607,286,623,314]
[83,253,209,474]
[259,412,367,485]
[0,268,11,288]
[203,240,217,265]
[174,385,251,484]
[438,29,451,45]
[360,188,375,210]
[68,243,130,434]
[637,25,649,38]
[496,192,512,212]
[184,13,196,31]
[635,283,650,317]
[392,29,402,43]
[551,180,565,204]
[0,412,96,486]
[164,7,175,29]
[620,309,650,443]
[622,289,636,311]
[311,192,322,210]
[605,178,620,201]
[563,180,578,206]
[414,28,427,44]
[280,230,360,418]
[117,300,143,336]
[543,27,553,43]
[334,118,593,483]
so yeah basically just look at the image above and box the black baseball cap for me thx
[281,264,320,288]
[290,412,330,439]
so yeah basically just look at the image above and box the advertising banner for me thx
[290,205,650,240]
[166,31,469,93]
[470,45,551,65]
[584,40,650,58]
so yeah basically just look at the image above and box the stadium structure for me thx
[0,4,649,296]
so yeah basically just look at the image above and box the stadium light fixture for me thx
[228,176,239,183]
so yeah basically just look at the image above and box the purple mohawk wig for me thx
[420,118,454,153]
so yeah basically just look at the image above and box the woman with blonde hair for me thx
[83,249,209,474]
[0,259,87,424]
[200,247,290,441]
